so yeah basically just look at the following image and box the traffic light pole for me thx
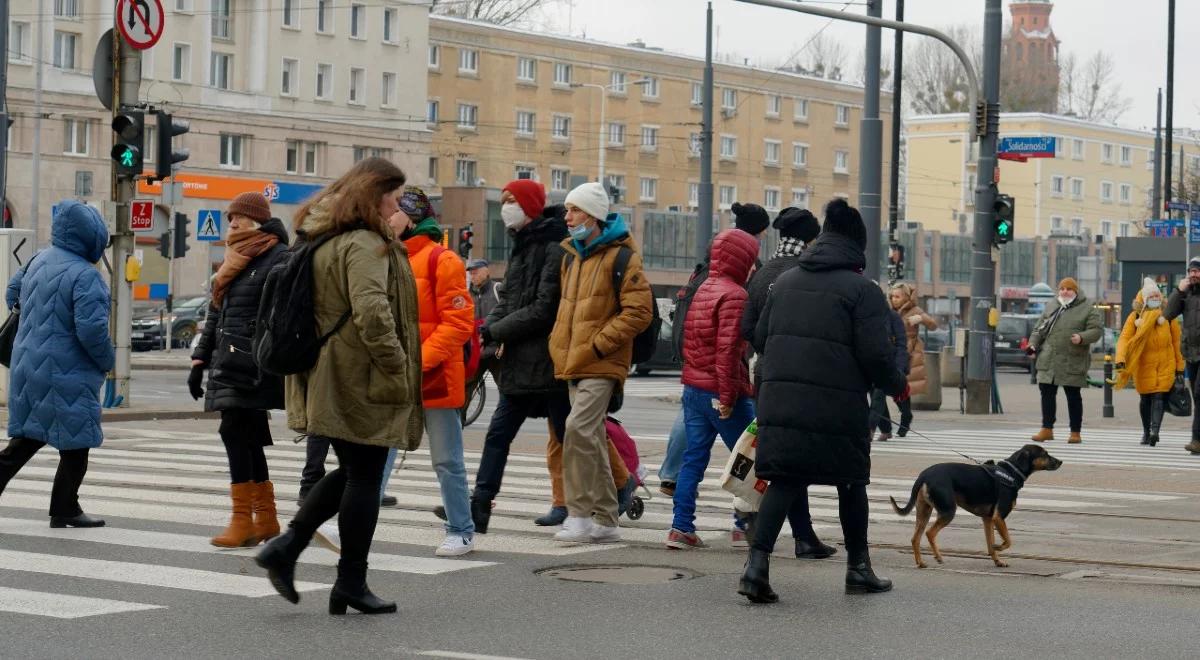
[109,32,141,408]
[164,202,174,354]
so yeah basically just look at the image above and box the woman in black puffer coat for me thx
[189,193,289,548]
[738,199,906,605]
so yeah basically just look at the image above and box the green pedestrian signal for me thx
[110,108,144,179]
[992,193,1015,245]
[118,147,136,168]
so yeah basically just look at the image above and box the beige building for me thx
[906,112,1200,242]
[4,0,431,299]
[427,15,892,288]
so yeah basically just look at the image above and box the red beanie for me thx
[503,179,546,222]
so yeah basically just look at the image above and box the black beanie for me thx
[731,202,770,236]
[821,198,867,249]
[773,207,820,242]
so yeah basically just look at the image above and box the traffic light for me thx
[173,212,190,258]
[154,111,190,181]
[158,231,171,259]
[457,225,474,259]
[992,193,1015,245]
[111,108,145,178]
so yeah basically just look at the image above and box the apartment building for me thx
[4,0,430,297]
[426,15,892,287]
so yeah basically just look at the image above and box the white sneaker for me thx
[589,522,621,544]
[313,522,341,554]
[553,516,595,542]
[434,534,475,557]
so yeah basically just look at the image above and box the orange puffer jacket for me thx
[404,235,475,409]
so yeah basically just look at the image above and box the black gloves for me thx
[480,325,494,345]
[188,364,205,400]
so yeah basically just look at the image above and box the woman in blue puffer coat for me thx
[0,201,114,528]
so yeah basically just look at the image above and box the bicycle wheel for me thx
[462,379,487,427]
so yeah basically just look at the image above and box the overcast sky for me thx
[536,0,1197,132]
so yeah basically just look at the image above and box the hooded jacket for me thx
[751,233,906,485]
[682,230,759,406]
[7,201,114,450]
[549,215,654,383]
[405,234,475,409]
[1029,292,1103,389]
[889,283,938,395]
[1116,294,1184,395]
[192,218,290,412]
[1165,283,1200,362]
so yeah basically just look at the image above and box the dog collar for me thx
[998,460,1029,483]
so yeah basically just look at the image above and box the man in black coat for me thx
[738,199,907,605]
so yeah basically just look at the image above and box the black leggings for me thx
[752,479,869,561]
[1039,383,1083,432]
[288,437,389,565]
[1139,392,1167,433]
[219,409,271,484]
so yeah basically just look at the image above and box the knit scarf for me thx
[774,236,805,259]
[406,217,444,243]
[211,226,279,307]
[1114,308,1167,390]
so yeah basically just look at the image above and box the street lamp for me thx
[571,78,653,183]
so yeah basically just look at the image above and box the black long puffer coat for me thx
[485,207,569,397]
[741,252,801,389]
[192,219,289,412]
[752,233,906,485]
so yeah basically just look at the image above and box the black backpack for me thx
[670,260,709,363]
[254,231,352,376]
[564,245,660,365]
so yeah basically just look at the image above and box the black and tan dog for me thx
[890,444,1063,568]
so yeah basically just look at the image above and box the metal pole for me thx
[110,29,141,407]
[860,1,883,282]
[165,207,175,354]
[31,0,44,247]
[0,0,9,216]
[598,87,607,183]
[697,1,715,262]
[965,0,1002,414]
[1152,88,1163,218]
[887,0,905,282]
[1165,0,1175,206]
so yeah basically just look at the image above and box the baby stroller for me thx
[606,416,653,520]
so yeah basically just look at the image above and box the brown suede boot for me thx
[211,482,259,548]
[1068,432,1082,444]
[1031,428,1054,442]
[1186,440,1200,455]
[253,481,281,542]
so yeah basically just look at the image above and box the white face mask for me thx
[501,203,527,229]
[1146,298,1162,309]
[1058,294,1075,306]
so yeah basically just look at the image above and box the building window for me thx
[687,183,699,208]
[286,140,300,174]
[792,143,809,168]
[455,159,477,185]
[640,177,658,202]
[835,104,850,126]
[689,133,701,157]
[1070,177,1084,199]
[52,31,77,69]
[172,43,191,81]
[219,133,243,169]
[766,94,781,117]
[429,44,440,69]
[553,62,572,86]
[1071,218,1083,235]
[794,97,809,121]
[282,0,298,28]
[1119,222,1131,237]
[764,140,781,165]
[62,118,88,156]
[834,150,850,174]
[9,22,32,63]
[381,72,396,107]
[211,0,231,39]
[426,100,439,125]
[516,111,536,136]
[517,57,536,82]
[1100,181,1113,203]
[642,77,660,99]
[691,82,702,106]
[608,122,626,147]
[551,168,570,192]
[210,52,231,89]
[718,185,737,210]
[317,0,333,33]
[350,3,365,39]
[428,156,438,182]
[175,0,193,11]
[1101,220,1112,239]
[552,115,571,140]
[514,164,536,180]
[1051,216,1064,232]
[722,88,737,109]
[349,67,365,104]
[459,48,479,74]
[606,175,626,200]
[281,58,298,96]
[791,188,810,208]
[54,0,80,17]
[316,63,332,99]
[610,71,627,94]
[1119,183,1132,205]
[1101,143,1113,163]
[383,8,398,43]
[1072,138,1084,160]
[764,187,781,210]
[641,126,659,152]
[352,146,366,163]
[457,103,478,130]
[1050,175,1064,197]
[720,135,737,159]
[1119,145,1131,166]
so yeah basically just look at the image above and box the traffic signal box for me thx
[111,108,145,178]
[993,193,1015,245]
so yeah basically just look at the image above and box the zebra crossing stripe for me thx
[0,586,163,619]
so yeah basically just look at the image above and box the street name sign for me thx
[997,136,1056,159]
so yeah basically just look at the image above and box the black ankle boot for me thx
[329,560,396,615]
[1141,431,1151,445]
[471,497,492,534]
[795,538,837,559]
[255,528,306,604]
[738,549,779,604]
[1150,399,1164,447]
[845,552,893,594]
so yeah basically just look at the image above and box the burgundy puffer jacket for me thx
[681,229,760,406]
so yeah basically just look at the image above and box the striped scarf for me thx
[773,236,805,259]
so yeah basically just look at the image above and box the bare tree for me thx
[800,32,849,81]
[1059,51,1133,123]
[430,0,557,27]
[902,24,981,115]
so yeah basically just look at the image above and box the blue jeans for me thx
[381,408,474,536]
[658,408,687,483]
[672,386,756,534]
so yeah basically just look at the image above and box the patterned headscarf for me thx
[399,186,435,223]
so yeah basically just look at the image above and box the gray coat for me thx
[1165,284,1200,362]
[1029,293,1103,388]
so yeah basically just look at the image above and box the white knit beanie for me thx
[1141,277,1160,301]
[564,182,610,221]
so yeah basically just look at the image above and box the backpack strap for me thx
[425,244,449,322]
[610,246,633,310]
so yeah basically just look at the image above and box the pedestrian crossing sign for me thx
[197,210,221,242]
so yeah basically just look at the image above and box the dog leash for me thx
[886,422,986,466]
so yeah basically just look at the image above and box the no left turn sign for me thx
[116,0,165,51]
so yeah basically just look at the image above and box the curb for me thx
[101,410,219,422]
[132,363,191,371]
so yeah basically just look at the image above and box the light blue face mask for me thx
[568,222,593,241]
[1146,299,1162,309]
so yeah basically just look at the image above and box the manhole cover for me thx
[537,565,700,585]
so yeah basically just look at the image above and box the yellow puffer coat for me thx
[1115,310,1184,395]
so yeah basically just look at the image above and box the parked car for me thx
[131,296,209,351]
[995,314,1039,372]
[630,298,681,377]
